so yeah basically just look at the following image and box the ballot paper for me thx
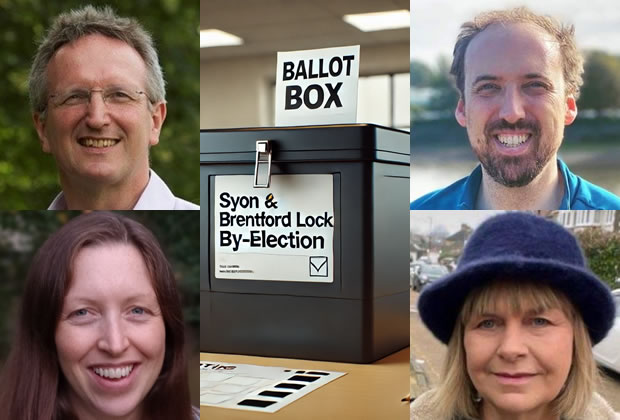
[200,361,346,413]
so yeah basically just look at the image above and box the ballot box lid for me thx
[200,123,409,165]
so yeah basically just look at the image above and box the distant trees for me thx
[575,228,620,289]
[410,60,434,87]
[579,51,620,113]
[411,50,620,115]
[410,57,458,120]
[426,56,458,112]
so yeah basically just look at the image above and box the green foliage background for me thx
[579,51,620,112]
[0,210,199,363]
[0,0,199,209]
[410,50,620,120]
[576,228,620,289]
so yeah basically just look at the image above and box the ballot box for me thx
[200,124,409,363]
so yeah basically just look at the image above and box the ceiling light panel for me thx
[343,9,410,32]
[200,29,243,48]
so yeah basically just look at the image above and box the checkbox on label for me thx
[309,256,328,277]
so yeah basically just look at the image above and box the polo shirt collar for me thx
[463,159,572,210]
[458,165,482,209]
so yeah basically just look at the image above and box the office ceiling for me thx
[201,0,410,61]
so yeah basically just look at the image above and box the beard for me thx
[473,118,555,188]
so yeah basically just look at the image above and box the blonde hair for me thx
[428,279,597,419]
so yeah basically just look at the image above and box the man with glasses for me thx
[30,6,199,210]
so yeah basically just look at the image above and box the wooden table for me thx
[200,348,410,419]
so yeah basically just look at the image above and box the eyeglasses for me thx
[48,87,150,109]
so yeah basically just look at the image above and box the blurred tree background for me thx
[0,210,199,363]
[576,228,620,289]
[579,51,620,113]
[0,0,199,209]
[410,51,620,198]
[410,50,620,121]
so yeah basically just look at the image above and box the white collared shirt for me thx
[48,170,199,210]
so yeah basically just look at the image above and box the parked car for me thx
[410,263,448,291]
[593,289,620,374]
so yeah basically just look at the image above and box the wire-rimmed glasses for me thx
[48,86,150,110]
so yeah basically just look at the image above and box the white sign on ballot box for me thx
[214,174,334,283]
[275,45,360,126]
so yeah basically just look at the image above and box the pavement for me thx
[409,290,620,411]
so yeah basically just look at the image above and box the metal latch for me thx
[253,140,272,188]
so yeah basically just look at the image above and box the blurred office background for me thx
[410,0,620,201]
[201,0,410,130]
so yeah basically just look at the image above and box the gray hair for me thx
[29,5,166,116]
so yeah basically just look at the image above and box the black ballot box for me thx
[200,124,409,363]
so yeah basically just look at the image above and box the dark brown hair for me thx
[451,7,584,100]
[0,212,191,420]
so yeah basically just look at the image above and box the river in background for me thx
[411,147,620,200]
[410,118,620,201]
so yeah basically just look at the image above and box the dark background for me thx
[0,210,200,404]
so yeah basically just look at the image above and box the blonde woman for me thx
[411,213,618,420]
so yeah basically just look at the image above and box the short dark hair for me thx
[0,212,191,420]
[451,7,584,100]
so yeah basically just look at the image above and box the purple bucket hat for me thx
[417,212,616,345]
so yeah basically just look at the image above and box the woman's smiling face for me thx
[463,289,574,419]
[55,243,166,420]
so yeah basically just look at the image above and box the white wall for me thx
[200,42,409,129]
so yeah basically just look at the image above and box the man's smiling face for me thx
[34,34,166,187]
[455,22,577,187]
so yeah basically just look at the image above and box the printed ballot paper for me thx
[275,45,360,126]
[200,361,345,413]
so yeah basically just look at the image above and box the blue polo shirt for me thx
[410,159,620,210]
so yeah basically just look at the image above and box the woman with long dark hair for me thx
[0,212,198,420]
